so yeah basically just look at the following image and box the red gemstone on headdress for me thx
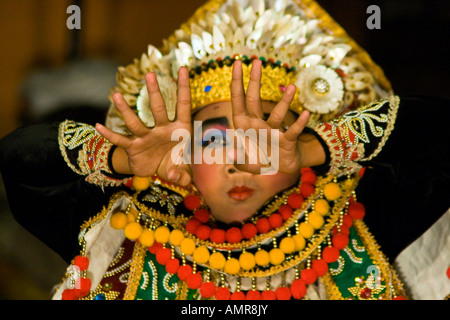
[279,85,286,92]
[360,287,372,299]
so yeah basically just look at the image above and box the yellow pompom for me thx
[127,213,136,223]
[323,182,342,201]
[169,229,185,246]
[193,245,210,264]
[292,234,306,251]
[209,252,226,270]
[308,211,325,229]
[110,212,128,230]
[154,226,171,244]
[269,248,285,265]
[124,222,143,240]
[255,250,270,266]
[314,199,330,216]
[239,252,256,270]
[299,222,314,238]
[132,176,150,191]
[180,237,196,255]
[279,237,296,254]
[224,258,240,275]
[138,229,155,247]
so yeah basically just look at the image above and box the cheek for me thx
[191,163,222,192]
[256,172,299,193]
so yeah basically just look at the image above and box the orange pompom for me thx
[210,228,226,243]
[74,256,89,271]
[299,183,315,198]
[225,227,242,244]
[186,272,203,289]
[194,209,210,223]
[301,268,317,284]
[215,287,231,300]
[184,195,201,210]
[200,281,216,298]
[290,279,307,300]
[246,290,261,300]
[195,224,211,240]
[177,265,193,281]
[156,247,172,265]
[165,258,180,274]
[268,213,283,229]
[348,202,365,220]
[230,291,246,300]
[322,246,340,263]
[241,223,257,240]
[261,290,276,300]
[332,233,349,250]
[186,218,201,234]
[275,287,291,300]
[278,204,293,221]
[256,217,271,234]
[287,193,304,209]
[301,171,317,185]
[311,259,328,277]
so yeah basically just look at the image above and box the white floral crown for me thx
[106,0,392,132]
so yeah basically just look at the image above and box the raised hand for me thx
[230,59,311,175]
[95,67,193,186]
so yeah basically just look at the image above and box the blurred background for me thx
[0,0,449,299]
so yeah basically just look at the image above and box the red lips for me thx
[227,185,254,201]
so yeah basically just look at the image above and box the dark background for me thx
[0,0,448,299]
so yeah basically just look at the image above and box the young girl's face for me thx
[191,101,300,224]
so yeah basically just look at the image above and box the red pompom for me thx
[186,218,201,234]
[241,223,257,240]
[287,193,304,209]
[301,268,318,284]
[195,224,211,240]
[225,227,242,244]
[447,267,450,279]
[156,247,172,265]
[165,258,180,274]
[261,290,276,300]
[311,259,328,277]
[301,171,317,185]
[246,290,261,300]
[256,217,271,234]
[148,242,163,254]
[275,287,291,300]
[332,233,349,250]
[74,277,91,297]
[73,256,89,271]
[342,214,353,228]
[299,183,315,198]
[290,279,307,300]
[393,296,406,300]
[61,289,78,300]
[210,228,226,243]
[300,167,313,174]
[230,291,246,300]
[194,209,210,223]
[186,272,203,289]
[268,213,283,229]
[278,204,293,221]
[332,224,349,236]
[177,265,193,281]
[348,202,365,220]
[322,246,340,263]
[200,281,216,298]
[184,195,201,210]
[215,287,231,300]
[358,167,366,177]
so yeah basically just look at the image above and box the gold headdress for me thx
[106,0,392,132]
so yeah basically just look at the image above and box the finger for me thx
[245,59,263,118]
[266,83,296,128]
[95,123,132,149]
[167,165,192,187]
[112,92,148,137]
[284,110,310,141]
[230,60,247,121]
[146,72,169,125]
[176,67,192,124]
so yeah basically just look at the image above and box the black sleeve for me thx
[355,95,450,260]
[0,122,123,263]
